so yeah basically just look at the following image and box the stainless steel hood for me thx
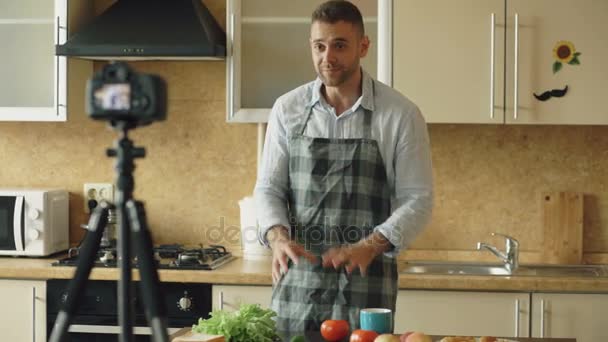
[56,0,226,60]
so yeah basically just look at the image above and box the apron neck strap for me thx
[297,80,376,137]
[298,105,314,135]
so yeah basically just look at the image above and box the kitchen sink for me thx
[400,262,511,276]
[400,261,608,277]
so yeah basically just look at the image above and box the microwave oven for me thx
[0,189,69,256]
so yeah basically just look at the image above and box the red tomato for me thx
[320,319,350,341]
[349,329,379,342]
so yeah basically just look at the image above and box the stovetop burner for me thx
[53,244,235,270]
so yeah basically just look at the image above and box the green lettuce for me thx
[192,303,279,342]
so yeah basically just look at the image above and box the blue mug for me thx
[359,308,393,334]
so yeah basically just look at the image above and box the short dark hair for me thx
[311,1,365,36]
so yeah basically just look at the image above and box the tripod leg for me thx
[117,202,135,342]
[126,200,169,342]
[49,202,111,342]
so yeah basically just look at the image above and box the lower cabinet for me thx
[531,293,608,342]
[0,279,46,342]
[210,285,606,342]
[394,290,530,337]
[212,285,272,312]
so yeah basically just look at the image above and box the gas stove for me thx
[53,244,235,270]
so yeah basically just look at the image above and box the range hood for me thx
[56,0,226,60]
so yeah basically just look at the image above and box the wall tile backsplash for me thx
[422,124,608,261]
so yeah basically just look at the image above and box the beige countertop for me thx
[1,255,607,292]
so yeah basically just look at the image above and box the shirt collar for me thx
[309,69,375,112]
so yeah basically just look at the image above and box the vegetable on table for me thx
[320,319,350,341]
[192,303,279,342]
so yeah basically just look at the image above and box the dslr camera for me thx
[86,62,167,126]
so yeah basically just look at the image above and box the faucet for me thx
[477,233,519,273]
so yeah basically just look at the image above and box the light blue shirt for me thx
[254,70,433,256]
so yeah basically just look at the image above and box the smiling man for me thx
[254,0,434,339]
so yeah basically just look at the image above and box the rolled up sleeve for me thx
[254,102,291,248]
[374,106,433,256]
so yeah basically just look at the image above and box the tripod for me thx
[49,121,169,342]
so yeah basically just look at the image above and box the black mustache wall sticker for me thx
[533,85,569,101]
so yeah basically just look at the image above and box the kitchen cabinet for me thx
[531,293,608,342]
[0,0,93,122]
[0,0,66,121]
[0,279,46,342]
[225,0,379,123]
[382,0,608,124]
[394,290,530,337]
[212,284,272,311]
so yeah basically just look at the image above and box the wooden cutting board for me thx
[541,191,584,264]
[170,327,225,342]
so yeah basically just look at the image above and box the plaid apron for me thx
[271,81,398,340]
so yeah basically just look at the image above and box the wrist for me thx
[267,225,290,249]
[358,232,392,257]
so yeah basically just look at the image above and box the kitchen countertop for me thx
[1,255,607,293]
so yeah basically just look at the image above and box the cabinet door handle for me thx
[489,13,496,119]
[55,16,61,116]
[540,299,545,338]
[514,298,520,337]
[228,11,236,118]
[32,287,36,342]
[219,290,224,311]
[55,15,67,116]
[56,16,60,116]
[513,13,519,120]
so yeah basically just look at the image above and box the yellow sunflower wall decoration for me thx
[553,40,581,74]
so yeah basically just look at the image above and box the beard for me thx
[316,63,358,87]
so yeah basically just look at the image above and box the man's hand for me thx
[268,226,318,284]
[321,232,392,276]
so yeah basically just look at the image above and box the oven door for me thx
[0,196,24,251]
[47,280,212,342]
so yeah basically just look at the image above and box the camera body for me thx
[86,62,167,126]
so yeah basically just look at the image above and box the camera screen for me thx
[94,84,131,111]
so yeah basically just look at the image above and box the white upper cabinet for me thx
[386,0,505,124]
[505,0,608,124]
[0,0,67,121]
[384,0,608,125]
[226,0,378,123]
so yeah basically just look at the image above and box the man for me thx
[254,0,433,338]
